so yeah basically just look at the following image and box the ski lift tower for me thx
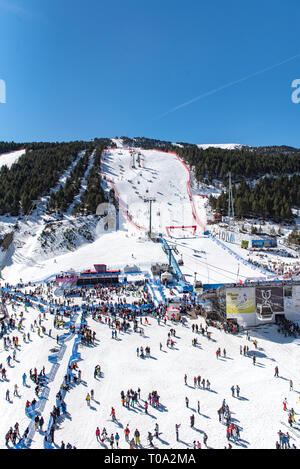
[163,243,179,271]
[144,197,156,236]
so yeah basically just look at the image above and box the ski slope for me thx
[3,231,165,285]
[102,147,204,234]
[0,142,298,450]
[168,237,268,285]
[101,146,269,284]
[197,143,245,150]
[0,149,26,169]
[1,144,268,287]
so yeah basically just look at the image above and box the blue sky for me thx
[0,0,300,147]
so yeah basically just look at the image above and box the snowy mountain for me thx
[196,143,246,150]
[0,137,298,451]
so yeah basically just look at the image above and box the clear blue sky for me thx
[0,0,300,147]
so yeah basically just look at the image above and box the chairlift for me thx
[193,280,203,290]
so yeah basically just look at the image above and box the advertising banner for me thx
[255,286,284,314]
[226,287,255,316]
[264,239,277,248]
[252,240,264,248]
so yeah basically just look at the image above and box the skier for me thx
[39,416,44,432]
[101,427,108,441]
[148,432,154,447]
[134,428,140,446]
[124,426,130,441]
[175,423,180,441]
[111,407,116,421]
[34,415,40,431]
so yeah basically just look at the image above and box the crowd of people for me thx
[275,316,300,338]
[0,276,298,450]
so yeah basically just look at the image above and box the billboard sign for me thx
[219,230,235,244]
[226,287,255,316]
[252,240,264,248]
[264,239,277,248]
[241,240,249,249]
[255,286,284,314]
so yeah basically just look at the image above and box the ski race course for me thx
[0,143,299,450]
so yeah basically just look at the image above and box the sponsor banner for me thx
[252,239,264,248]
[218,230,235,244]
[264,238,277,248]
[241,240,249,249]
[226,287,255,315]
[55,275,77,283]
[255,286,284,314]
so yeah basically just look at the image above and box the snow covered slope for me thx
[0,141,298,451]
[101,146,269,283]
[0,293,299,450]
[0,143,270,286]
[0,149,26,169]
[197,143,245,150]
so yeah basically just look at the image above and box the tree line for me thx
[0,141,85,216]
[72,141,109,215]
[120,138,300,223]
[209,176,300,222]
[47,148,93,213]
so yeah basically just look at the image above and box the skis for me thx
[280,421,300,437]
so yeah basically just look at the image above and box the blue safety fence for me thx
[44,313,81,449]
[206,232,275,277]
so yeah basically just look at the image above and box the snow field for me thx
[2,296,299,449]
[0,149,26,169]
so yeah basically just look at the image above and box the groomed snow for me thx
[197,144,245,150]
[0,149,26,169]
[0,142,298,450]
[0,296,299,450]
[3,231,165,285]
